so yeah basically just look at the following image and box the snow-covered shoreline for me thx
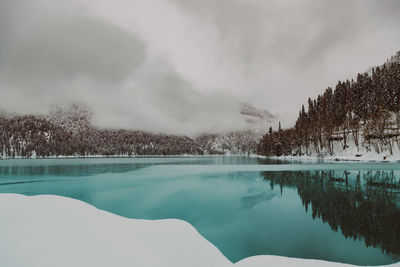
[0,154,253,160]
[2,142,400,163]
[2,151,400,163]
[0,194,398,267]
[257,139,400,162]
[268,151,400,163]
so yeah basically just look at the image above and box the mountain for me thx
[0,102,274,158]
[191,103,277,155]
[239,102,276,130]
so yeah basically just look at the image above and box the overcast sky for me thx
[0,0,399,135]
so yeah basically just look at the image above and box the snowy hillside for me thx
[0,102,276,158]
[258,50,400,161]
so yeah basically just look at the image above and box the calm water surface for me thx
[0,156,399,265]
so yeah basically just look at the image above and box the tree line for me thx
[258,51,400,157]
[0,104,259,158]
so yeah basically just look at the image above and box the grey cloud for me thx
[0,0,399,133]
[0,0,249,135]
[0,10,146,89]
[172,0,400,120]
[90,62,248,136]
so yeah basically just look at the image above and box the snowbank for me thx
[271,151,400,163]
[269,144,400,163]
[0,194,398,267]
[265,133,400,162]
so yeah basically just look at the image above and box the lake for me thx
[0,156,399,265]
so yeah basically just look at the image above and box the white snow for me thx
[1,194,399,267]
[272,149,400,163]
[268,134,400,162]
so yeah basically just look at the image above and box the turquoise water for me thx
[0,157,399,265]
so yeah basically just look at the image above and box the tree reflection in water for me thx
[261,170,400,257]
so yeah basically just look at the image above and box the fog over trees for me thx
[0,103,259,158]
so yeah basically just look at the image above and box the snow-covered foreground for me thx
[0,194,398,267]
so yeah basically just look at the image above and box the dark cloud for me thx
[0,11,146,88]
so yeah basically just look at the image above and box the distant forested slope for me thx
[0,104,260,158]
[257,51,400,157]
